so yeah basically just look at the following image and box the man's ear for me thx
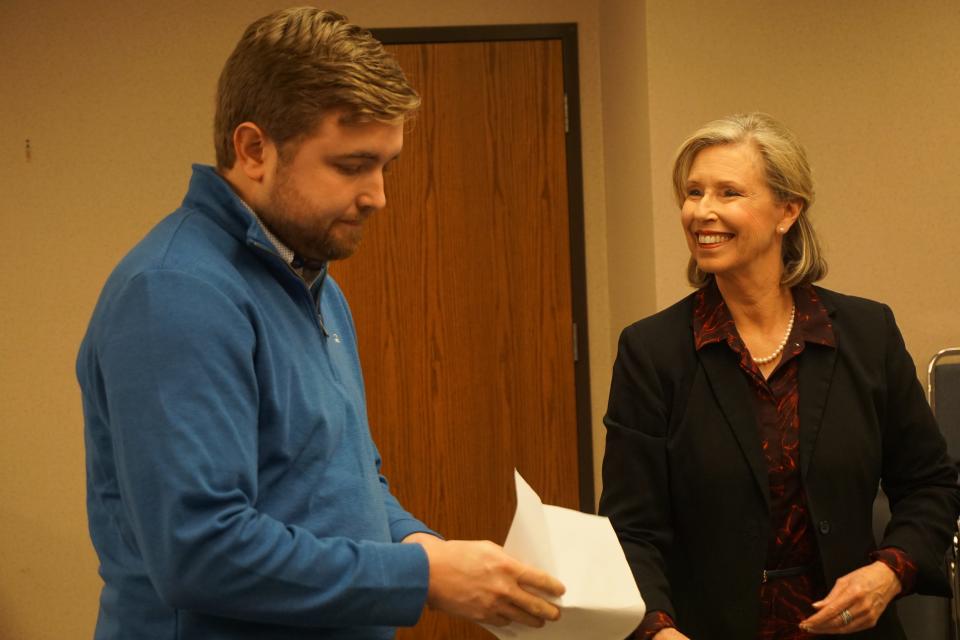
[232,122,276,183]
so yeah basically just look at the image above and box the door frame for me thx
[371,24,594,512]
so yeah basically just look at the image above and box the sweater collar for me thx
[181,164,270,248]
[182,164,327,287]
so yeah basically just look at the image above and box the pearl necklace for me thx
[752,303,796,364]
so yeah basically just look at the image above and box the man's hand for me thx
[799,561,901,634]
[653,628,691,639]
[402,532,443,548]
[413,539,565,627]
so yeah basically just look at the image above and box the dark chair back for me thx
[871,348,960,640]
[930,349,960,639]
[929,350,960,457]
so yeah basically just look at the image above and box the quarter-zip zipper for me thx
[249,240,329,337]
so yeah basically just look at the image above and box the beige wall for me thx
[599,0,659,353]
[641,0,960,375]
[2,0,958,637]
[0,1,612,637]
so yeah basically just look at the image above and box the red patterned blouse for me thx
[633,284,917,640]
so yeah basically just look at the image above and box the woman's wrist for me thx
[869,547,915,596]
[635,610,676,639]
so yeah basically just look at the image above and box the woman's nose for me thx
[692,195,718,221]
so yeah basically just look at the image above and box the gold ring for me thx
[840,609,853,625]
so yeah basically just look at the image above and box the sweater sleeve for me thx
[373,445,442,542]
[95,269,429,627]
[324,278,439,545]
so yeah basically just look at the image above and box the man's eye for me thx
[336,164,364,175]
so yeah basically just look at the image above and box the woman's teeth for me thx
[698,233,731,244]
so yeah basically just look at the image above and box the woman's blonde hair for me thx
[214,7,420,169]
[671,112,827,288]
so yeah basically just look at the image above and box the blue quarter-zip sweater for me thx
[77,165,433,639]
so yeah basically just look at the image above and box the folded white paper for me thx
[485,470,646,639]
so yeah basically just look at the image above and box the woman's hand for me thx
[799,561,901,634]
[653,629,691,640]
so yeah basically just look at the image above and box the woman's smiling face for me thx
[680,141,799,285]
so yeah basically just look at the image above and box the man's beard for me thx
[257,168,363,264]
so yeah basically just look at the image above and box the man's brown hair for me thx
[214,7,420,168]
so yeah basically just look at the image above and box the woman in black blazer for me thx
[599,113,959,639]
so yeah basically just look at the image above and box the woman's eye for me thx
[686,188,702,197]
[723,188,742,197]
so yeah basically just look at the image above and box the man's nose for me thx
[357,171,387,211]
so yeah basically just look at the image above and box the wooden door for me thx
[329,38,581,639]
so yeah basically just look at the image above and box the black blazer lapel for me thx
[798,341,838,480]
[698,344,771,508]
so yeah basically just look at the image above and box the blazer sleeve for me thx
[599,323,679,619]
[877,304,960,595]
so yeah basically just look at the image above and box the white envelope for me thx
[485,470,646,639]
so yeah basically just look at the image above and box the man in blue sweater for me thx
[76,7,563,639]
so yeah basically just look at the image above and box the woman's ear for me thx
[778,198,802,234]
